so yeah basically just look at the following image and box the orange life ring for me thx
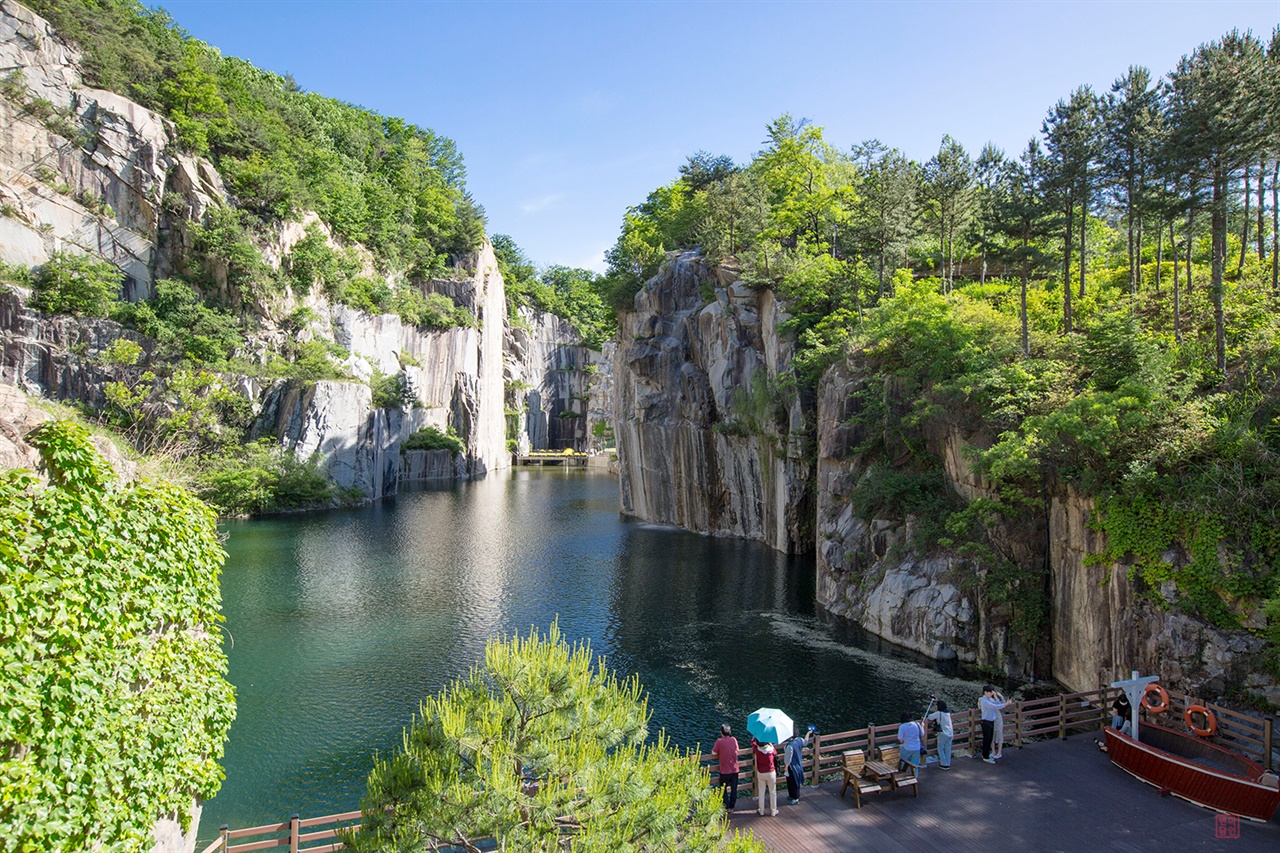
[1185,705,1217,737]
[1140,684,1170,714]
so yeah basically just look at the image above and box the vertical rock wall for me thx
[813,357,1038,677]
[505,306,596,453]
[612,251,810,553]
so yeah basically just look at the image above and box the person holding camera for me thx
[978,685,1007,764]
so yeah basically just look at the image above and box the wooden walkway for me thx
[729,737,1280,852]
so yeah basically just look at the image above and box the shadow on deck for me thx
[729,737,1280,852]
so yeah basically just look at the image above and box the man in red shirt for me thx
[712,724,740,812]
[752,736,778,816]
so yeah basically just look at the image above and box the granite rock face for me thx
[814,351,1278,701]
[612,251,810,553]
[504,306,597,454]
[814,357,1037,677]
[0,0,224,298]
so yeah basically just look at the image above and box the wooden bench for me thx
[838,749,882,807]
[877,745,919,796]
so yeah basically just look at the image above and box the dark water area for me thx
[203,468,985,837]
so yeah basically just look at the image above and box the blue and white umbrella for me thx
[747,707,794,745]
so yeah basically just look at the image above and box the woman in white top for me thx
[992,689,1006,758]
[925,700,953,769]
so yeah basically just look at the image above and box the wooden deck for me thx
[729,737,1280,852]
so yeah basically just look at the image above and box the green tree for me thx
[1102,66,1161,295]
[996,139,1055,354]
[345,624,763,853]
[31,251,122,317]
[0,421,234,852]
[852,141,919,299]
[1165,30,1270,372]
[159,42,230,156]
[922,135,976,292]
[1043,86,1101,332]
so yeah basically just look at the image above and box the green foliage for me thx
[0,260,32,289]
[391,287,474,330]
[195,440,348,516]
[0,421,234,852]
[30,251,121,317]
[285,224,361,296]
[402,425,465,454]
[187,206,275,299]
[369,369,414,410]
[260,340,348,381]
[494,235,615,350]
[102,367,250,460]
[344,623,764,853]
[111,279,243,364]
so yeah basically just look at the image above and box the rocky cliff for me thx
[0,2,547,501]
[505,305,599,454]
[612,251,810,553]
[814,353,1279,703]
[616,251,1277,705]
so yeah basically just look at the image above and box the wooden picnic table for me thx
[863,759,897,783]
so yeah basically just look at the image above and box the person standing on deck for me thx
[751,736,779,816]
[978,685,1007,764]
[926,700,953,770]
[713,724,741,812]
[784,726,813,804]
[992,688,1008,759]
[896,711,925,772]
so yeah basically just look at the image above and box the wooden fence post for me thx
[289,814,299,853]
[967,710,976,757]
[1014,700,1023,749]
[1262,718,1273,771]
[810,731,822,785]
[868,723,877,759]
[219,825,229,853]
[1059,694,1067,740]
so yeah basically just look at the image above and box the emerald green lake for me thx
[203,468,984,837]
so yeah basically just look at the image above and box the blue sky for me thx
[153,0,1279,272]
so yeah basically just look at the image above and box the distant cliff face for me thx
[612,251,811,553]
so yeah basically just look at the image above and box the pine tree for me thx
[1102,67,1160,295]
[1165,30,1270,372]
[1042,87,1100,332]
[922,135,976,292]
[345,624,764,853]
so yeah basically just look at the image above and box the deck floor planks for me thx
[728,736,1280,852]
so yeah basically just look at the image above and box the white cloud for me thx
[519,193,564,215]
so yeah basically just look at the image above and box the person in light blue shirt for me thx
[978,685,1007,763]
[896,711,924,772]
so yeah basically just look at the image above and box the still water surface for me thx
[205,468,984,834]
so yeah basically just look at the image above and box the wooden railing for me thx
[696,685,1275,794]
[205,686,1275,852]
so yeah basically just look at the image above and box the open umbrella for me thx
[747,707,794,744]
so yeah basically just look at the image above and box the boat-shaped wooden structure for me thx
[1104,722,1280,821]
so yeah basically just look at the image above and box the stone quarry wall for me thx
[505,306,597,454]
[612,251,810,553]
[813,353,1279,703]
